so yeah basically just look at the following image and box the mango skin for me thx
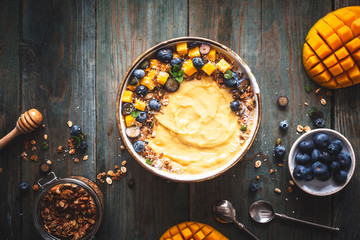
[303,6,360,89]
[160,222,229,240]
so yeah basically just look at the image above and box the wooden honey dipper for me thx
[0,109,43,151]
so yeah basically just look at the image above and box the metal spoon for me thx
[213,200,260,240]
[249,200,340,231]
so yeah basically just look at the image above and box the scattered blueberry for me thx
[313,133,330,149]
[230,100,240,111]
[311,161,328,178]
[295,152,311,165]
[129,76,138,86]
[329,161,341,171]
[328,139,343,155]
[223,77,239,88]
[188,42,198,49]
[70,125,81,136]
[133,69,145,79]
[149,99,161,111]
[293,165,309,180]
[170,58,182,67]
[298,140,315,153]
[333,170,347,184]
[314,118,325,128]
[136,85,148,97]
[79,140,88,150]
[319,151,334,164]
[133,140,145,153]
[337,152,352,170]
[19,182,29,192]
[136,111,147,123]
[192,57,204,69]
[274,145,286,159]
[156,49,173,63]
[279,120,289,131]
[249,182,259,192]
[310,149,321,162]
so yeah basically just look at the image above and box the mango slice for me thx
[160,222,229,240]
[303,6,360,88]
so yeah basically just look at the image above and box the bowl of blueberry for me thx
[288,128,355,196]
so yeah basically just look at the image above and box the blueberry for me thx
[188,42,198,49]
[304,168,315,181]
[223,78,239,88]
[314,118,325,128]
[249,182,259,192]
[319,151,334,164]
[328,139,343,155]
[298,140,315,153]
[279,120,289,130]
[19,182,29,192]
[329,161,341,171]
[192,57,204,69]
[311,149,321,162]
[333,170,347,184]
[70,125,81,136]
[313,133,330,149]
[156,49,173,63]
[164,77,180,92]
[318,170,332,181]
[230,100,240,111]
[295,152,311,165]
[78,140,87,150]
[136,111,147,123]
[122,103,134,116]
[337,152,352,170]
[311,161,328,178]
[133,140,145,153]
[139,59,150,69]
[129,76,138,86]
[293,165,310,180]
[136,85,148,97]
[149,99,161,111]
[274,145,286,159]
[133,69,145,79]
[170,58,182,67]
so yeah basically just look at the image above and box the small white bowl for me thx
[288,128,356,196]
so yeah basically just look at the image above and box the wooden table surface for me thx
[1,0,360,239]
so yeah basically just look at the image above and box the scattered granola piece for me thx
[57,146,63,153]
[256,175,260,180]
[304,126,311,132]
[278,163,284,167]
[107,170,115,176]
[274,188,281,194]
[114,165,119,169]
[320,97,326,106]
[24,141,30,149]
[106,177,113,185]
[138,36,142,40]
[32,184,39,191]
[43,134,48,140]
[0,168,2,173]
[121,167,127,174]
[30,140,36,145]
[270,169,275,174]
[21,152,28,159]
[120,145,125,150]
[288,186,293,193]
[31,146,36,151]
[315,88,321,94]
[297,125,304,133]
[83,155,88,161]
[67,121,73,127]
[74,158,80,163]
[69,149,75,155]
[289,180,295,186]
[304,102,309,106]
[277,96,289,107]
[276,138,281,146]
[46,160,52,165]
[97,174,102,180]
[121,160,127,166]
[30,155,38,161]
[255,160,261,168]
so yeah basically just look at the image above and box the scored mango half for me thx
[303,6,360,89]
[160,221,229,240]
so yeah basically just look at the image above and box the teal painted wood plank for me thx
[21,0,96,238]
[0,0,21,238]
[189,1,334,240]
[333,2,360,240]
[95,0,189,239]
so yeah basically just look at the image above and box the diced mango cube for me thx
[216,59,232,73]
[315,44,332,59]
[122,90,133,103]
[162,231,172,239]
[127,82,139,91]
[157,71,169,85]
[305,55,321,70]
[308,63,326,77]
[323,54,338,68]
[181,228,193,240]
[313,70,332,83]
[177,42,188,55]
[125,115,136,127]
[303,43,314,62]
[160,63,171,72]
[169,225,179,236]
[315,20,335,39]
[340,56,354,70]
[207,49,216,62]
[335,46,349,60]
[200,226,213,236]
[172,233,183,240]
[328,63,344,76]
[323,13,345,31]
[188,46,201,59]
[335,72,351,85]
[336,25,354,43]
[173,52,181,59]
[334,8,357,27]
[189,224,200,234]
[351,18,360,36]
[140,77,156,90]
[321,78,338,89]
[325,33,343,50]
[345,37,360,53]
[182,59,198,76]
[306,33,323,50]
[193,231,205,240]
[149,59,160,69]
[353,49,360,60]
[134,99,146,111]
[206,232,222,240]
[201,62,216,75]
[177,222,187,231]
[347,64,360,80]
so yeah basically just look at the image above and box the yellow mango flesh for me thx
[160,222,228,240]
[303,6,360,88]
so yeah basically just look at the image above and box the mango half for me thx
[303,6,360,89]
[160,221,229,240]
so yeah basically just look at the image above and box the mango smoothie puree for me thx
[147,76,242,174]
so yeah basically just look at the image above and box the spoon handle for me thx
[233,220,260,240]
[275,213,340,231]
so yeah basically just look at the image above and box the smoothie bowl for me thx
[116,37,261,182]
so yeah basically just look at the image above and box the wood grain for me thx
[0,0,21,238]
[95,0,189,239]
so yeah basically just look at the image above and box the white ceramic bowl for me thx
[116,37,261,182]
[288,128,356,196]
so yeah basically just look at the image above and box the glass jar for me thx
[33,172,104,240]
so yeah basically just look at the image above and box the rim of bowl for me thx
[115,37,262,182]
[288,128,356,196]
